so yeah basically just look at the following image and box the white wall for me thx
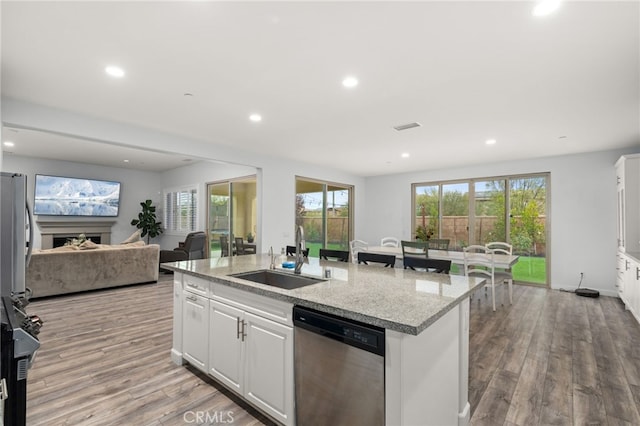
[362,149,639,295]
[2,155,162,248]
[2,99,367,255]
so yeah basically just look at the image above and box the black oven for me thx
[1,296,41,426]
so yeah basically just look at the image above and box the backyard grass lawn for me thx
[512,256,546,284]
[450,255,546,284]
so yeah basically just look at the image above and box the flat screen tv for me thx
[33,174,121,217]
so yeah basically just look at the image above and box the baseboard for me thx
[171,349,184,366]
[458,402,470,426]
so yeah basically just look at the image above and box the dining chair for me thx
[286,245,309,257]
[357,251,396,268]
[485,241,514,283]
[404,257,452,274]
[463,245,512,311]
[380,237,400,248]
[235,237,246,255]
[349,239,369,263]
[427,239,450,250]
[220,235,231,257]
[319,248,350,262]
[485,241,512,255]
[401,240,428,256]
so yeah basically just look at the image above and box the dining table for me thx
[365,245,520,269]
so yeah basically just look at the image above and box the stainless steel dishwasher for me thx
[293,306,385,426]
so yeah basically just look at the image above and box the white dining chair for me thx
[349,239,369,263]
[485,241,514,289]
[380,237,400,248]
[485,241,512,255]
[464,245,513,311]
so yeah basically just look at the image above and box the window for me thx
[164,186,198,233]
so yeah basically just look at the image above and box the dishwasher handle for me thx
[293,306,385,357]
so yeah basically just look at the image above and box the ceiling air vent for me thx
[393,122,422,131]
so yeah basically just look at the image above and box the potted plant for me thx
[131,199,163,243]
[246,232,254,243]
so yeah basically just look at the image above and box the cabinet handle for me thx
[637,267,640,281]
[241,320,247,342]
[185,294,197,302]
[236,317,242,339]
[617,176,621,184]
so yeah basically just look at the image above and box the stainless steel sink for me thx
[230,270,324,290]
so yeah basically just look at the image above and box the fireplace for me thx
[36,221,115,249]
[52,235,102,248]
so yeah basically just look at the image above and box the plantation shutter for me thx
[164,187,198,232]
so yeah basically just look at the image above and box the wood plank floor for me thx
[469,284,640,426]
[25,276,640,425]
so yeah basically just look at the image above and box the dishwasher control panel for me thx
[293,306,384,356]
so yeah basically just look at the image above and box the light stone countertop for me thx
[164,254,485,335]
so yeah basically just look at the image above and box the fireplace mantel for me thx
[37,220,116,249]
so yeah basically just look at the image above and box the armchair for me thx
[159,232,207,269]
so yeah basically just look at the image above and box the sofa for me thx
[159,231,206,267]
[26,241,160,298]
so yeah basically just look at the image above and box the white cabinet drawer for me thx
[184,274,210,297]
[211,284,293,326]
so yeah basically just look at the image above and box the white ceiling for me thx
[1,1,639,176]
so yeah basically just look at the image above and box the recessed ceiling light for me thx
[401,153,410,158]
[105,66,125,78]
[123,159,130,163]
[532,0,561,17]
[342,76,359,88]
[3,141,15,147]
[249,114,262,122]
[485,139,497,145]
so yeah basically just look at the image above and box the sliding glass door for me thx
[412,173,549,286]
[207,176,257,258]
[509,176,547,284]
[296,177,352,257]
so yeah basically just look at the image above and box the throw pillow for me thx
[78,240,98,250]
[121,229,142,244]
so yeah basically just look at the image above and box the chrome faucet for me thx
[294,225,305,274]
[269,246,276,269]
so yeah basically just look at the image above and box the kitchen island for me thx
[166,254,484,426]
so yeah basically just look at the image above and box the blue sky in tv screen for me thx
[34,175,120,216]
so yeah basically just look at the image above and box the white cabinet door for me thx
[630,259,640,322]
[617,161,626,249]
[183,292,209,372]
[244,311,294,426]
[617,253,626,299]
[615,155,640,253]
[172,276,184,365]
[209,299,244,393]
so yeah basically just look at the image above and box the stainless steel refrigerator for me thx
[0,172,41,426]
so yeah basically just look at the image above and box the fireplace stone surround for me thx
[37,220,116,249]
